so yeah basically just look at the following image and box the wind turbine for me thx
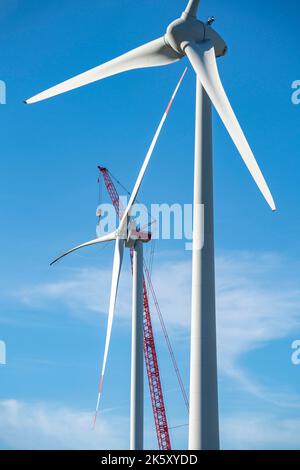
[49,72,186,450]
[25,0,276,450]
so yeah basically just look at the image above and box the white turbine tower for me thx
[25,0,276,450]
[49,72,186,450]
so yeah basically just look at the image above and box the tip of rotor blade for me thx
[24,95,42,105]
[268,196,276,212]
[24,96,37,104]
[92,412,98,430]
[50,257,62,266]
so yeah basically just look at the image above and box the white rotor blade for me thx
[93,237,124,427]
[50,232,116,266]
[184,0,200,17]
[118,67,187,233]
[185,41,276,211]
[25,37,181,104]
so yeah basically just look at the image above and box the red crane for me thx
[98,166,172,450]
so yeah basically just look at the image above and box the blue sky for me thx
[1,0,300,450]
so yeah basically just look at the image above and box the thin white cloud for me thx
[222,412,300,450]
[214,252,300,407]
[1,399,299,450]
[14,266,132,321]
[0,399,128,450]
[11,251,300,406]
[4,251,300,450]
[216,251,300,369]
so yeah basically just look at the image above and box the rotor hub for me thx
[165,15,227,58]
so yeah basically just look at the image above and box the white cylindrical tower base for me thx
[130,240,144,450]
[188,80,219,450]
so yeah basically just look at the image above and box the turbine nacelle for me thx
[165,15,227,58]
[125,228,152,248]
[116,223,152,247]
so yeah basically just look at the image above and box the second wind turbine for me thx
[50,72,186,450]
